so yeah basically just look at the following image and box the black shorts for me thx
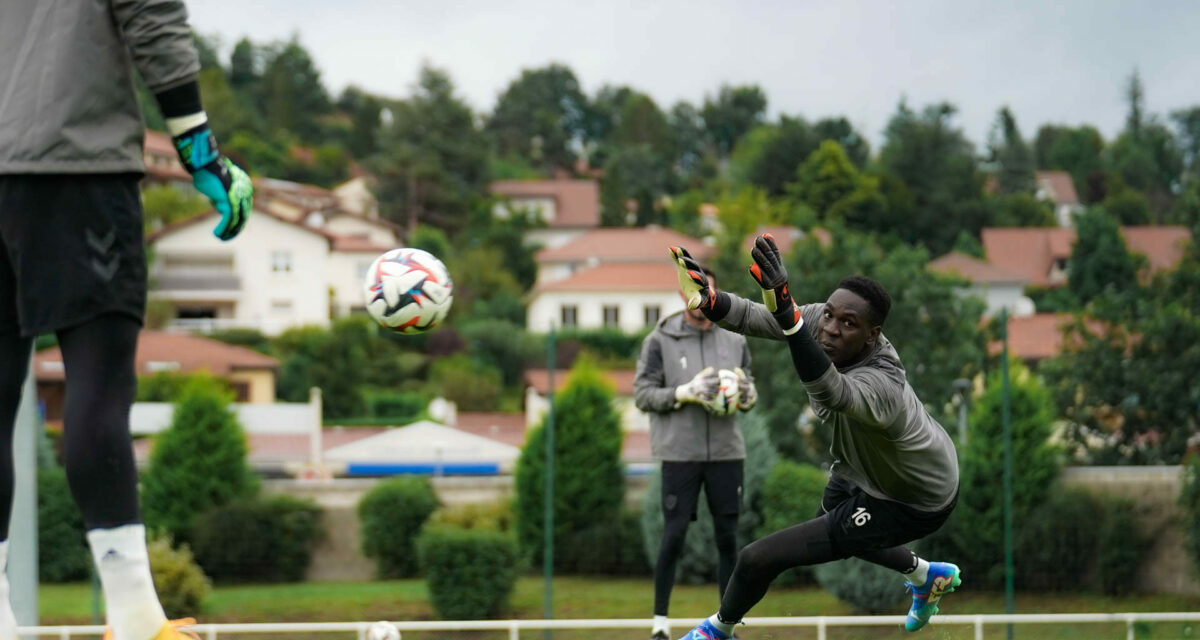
[661,460,743,520]
[819,474,956,559]
[0,174,146,337]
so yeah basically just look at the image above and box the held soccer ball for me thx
[363,248,453,333]
[707,368,742,417]
[366,621,400,640]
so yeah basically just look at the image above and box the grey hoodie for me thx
[719,294,959,511]
[0,0,199,174]
[635,311,752,462]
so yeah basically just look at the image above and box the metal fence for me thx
[19,612,1200,640]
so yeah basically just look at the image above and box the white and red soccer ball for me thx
[363,248,454,334]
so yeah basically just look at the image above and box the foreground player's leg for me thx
[677,517,838,640]
[0,329,32,640]
[857,547,961,631]
[58,315,181,640]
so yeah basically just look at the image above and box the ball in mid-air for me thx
[707,368,742,416]
[363,248,453,333]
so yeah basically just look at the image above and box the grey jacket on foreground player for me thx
[668,235,961,635]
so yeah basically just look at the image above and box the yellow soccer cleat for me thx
[104,618,200,640]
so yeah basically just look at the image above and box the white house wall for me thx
[151,213,332,334]
[328,251,380,317]
[527,290,687,333]
[323,216,398,247]
[526,228,588,251]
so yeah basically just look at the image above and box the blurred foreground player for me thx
[668,236,961,634]
[0,2,252,640]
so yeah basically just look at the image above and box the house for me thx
[1035,170,1084,227]
[34,331,279,425]
[490,178,600,250]
[147,208,395,334]
[534,225,713,284]
[981,225,1190,288]
[252,177,341,222]
[527,262,687,332]
[989,312,1108,364]
[333,173,379,218]
[928,251,1033,318]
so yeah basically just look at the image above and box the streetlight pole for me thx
[952,378,971,446]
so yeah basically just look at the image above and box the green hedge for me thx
[557,509,649,576]
[814,557,908,614]
[418,526,519,620]
[1015,487,1102,592]
[358,477,440,578]
[148,535,210,619]
[191,496,324,583]
[1097,499,1149,596]
[37,466,89,582]
[756,461,826,584]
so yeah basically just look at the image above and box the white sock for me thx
[906,558,931,586]
[708,613,735,638]
[88,525,168,640]
[0,541,17,640]
[652,615,669,634]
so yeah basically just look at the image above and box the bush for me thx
[429,501,516,533]
[37,466,89,582]
[147,535,210,619]
[516,358,625,562]
[1097,498,1150,596]
[205,328,272,354]
[756,461,827,584]
[558,509,649,576]
[1182,456,1200,577]
[417,526,518,620]
[429,354,503,412]
[814,557,907,614]
[1015,487,1102,592]
[953,361,1061,589]
[136,371,233,402]
[640,411,778,584]
[191,496,324,583]
[358,477,440,578]
[141,377,259,541]
[365,390,427,421]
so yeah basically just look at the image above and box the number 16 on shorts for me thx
[851,507,871,527]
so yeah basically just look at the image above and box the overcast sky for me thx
[187,0,1200,151]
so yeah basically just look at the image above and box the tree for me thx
[989,107,1035,194]
[141,377,259,540]
[612,93,674,160]
[730,118,818,197]
[1106,71,1184,217]
[986,192,1057,228]
[1067,207,1141,304]
[197,68,254,148]
[514,359,625,561]
[878,101,987,254]
[1172,106,1200,184]
[372,64,490,235]
[338,86,383,159]
[789,140,861,214]
[701,85,768,157]
[141,184,210,233]
[1034,124,1105,203]
[600,145,673,226]
[488,64,588,172]
[951,362,1061,589]
[192,32,222,71]
[229,38,260,92]
[813,117,870,168]
[669,101,715,186]
[747,228,986,460]
[582,84,635,167]
[258,38,331,140]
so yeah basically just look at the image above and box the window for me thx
[271,299,293,315]
[603,305,620,328]
[644,305,661,327]
[271,250,292,274]
[561,305,578,328]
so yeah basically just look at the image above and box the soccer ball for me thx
[366,621,400,640]
[363,248,453,333]
[707,368,742,416]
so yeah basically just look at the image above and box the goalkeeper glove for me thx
[733,367,758,411]
[748,233,803,335]
[669,245,714,311]
[173,124,253,241]
[675,366,718,406]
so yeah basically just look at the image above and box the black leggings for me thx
[717,513,916,623]
[0,314,141,535]
[654,509,739,616]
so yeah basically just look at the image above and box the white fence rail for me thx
[19,613,1200,640]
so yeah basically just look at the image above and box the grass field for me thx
[39,577,1200,640]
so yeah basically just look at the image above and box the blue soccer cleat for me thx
[905,562,962,632]
[676,618,730,640]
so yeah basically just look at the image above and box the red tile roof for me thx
[536,226,714,263]
[331,235,395,253]
[537,262,680,292]
[928,251,1028,284]
[525,368,637,396]
[35,331,278,382]
[982,225,1190,287]
[451,412,530,448]
[490,179,601,228]
[988,313,1110,360]
[1035,171,1080,206]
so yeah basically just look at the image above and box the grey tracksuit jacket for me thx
[719,294,959,511]
[0,0,199,174]
[634,311,752,462]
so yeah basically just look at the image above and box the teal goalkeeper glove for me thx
[173,125,253,241]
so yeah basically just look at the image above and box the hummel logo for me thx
[92,256,119,282]
[851,507,871,527]
[85,228,115,254]
[101,548,120,562]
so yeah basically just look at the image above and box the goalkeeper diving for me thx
[670,235,961,635]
